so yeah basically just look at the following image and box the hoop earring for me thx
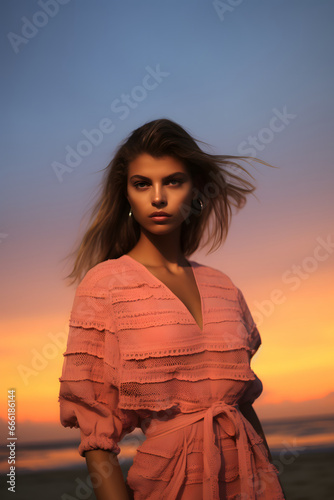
[198,198,203,214]
[129,207,133,217]
[189,197,203,219]
[193,197,203,215]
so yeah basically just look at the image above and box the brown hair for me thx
[62,118,275,286]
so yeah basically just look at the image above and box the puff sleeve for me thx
[236,287,263,405]
[58,276,138,457]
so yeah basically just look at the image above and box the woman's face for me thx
[126,153,195,234]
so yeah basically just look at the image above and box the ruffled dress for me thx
[58,254,285,499]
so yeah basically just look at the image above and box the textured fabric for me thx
[58,254,285,499]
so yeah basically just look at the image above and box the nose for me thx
[151,184,167,207]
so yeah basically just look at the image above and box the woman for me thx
[59,118,286,499]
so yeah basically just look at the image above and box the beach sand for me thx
[1,449,333,500]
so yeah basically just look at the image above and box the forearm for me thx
[85,449,130,500]
[238,402,273,462]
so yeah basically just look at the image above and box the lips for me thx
[149,212,172,217]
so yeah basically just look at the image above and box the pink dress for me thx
[59,255,285,499]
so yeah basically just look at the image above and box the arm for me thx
[59,286,136,500]
[85,449,130,500]
[238,402,273,462]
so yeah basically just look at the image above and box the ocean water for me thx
[1,414,333,473]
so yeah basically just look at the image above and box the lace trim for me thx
[59,366,255,384]
[112,291,172,304]
[121,341,252,360]
[60,383,260,413]
[58,377,104,384]
[120,367,256,384]
[106,281,236,292]
[69,318,106,332]
[118,399,182,412]
[69,314,244,331]
[118,306,240,319]
[68,316,245,331]
[75,287,109,298]
[63,350,104,360]
[123,360,251,373]
[69,318,114,332]
[117,318,244,332]
[113,290,239,304]
[60,357,120,385]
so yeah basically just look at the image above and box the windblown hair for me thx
[63,118,275,286]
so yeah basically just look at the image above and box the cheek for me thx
[128,189,144,207]
[173,189,193,216]
[128,192,151,219]
[177,185,193,203]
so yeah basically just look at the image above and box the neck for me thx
[128,225,189,268]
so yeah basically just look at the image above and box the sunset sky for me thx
[1,0,333,441]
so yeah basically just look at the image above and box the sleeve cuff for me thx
[78,435,121,457]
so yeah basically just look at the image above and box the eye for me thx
[133,178,184,189]
[133,181,149,189]
[167,178,184,186]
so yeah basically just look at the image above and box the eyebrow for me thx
[129,172,188,181]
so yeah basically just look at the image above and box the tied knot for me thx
[208,401,240,439]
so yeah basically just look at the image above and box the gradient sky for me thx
[1,0,334,433]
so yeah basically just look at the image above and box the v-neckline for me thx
[122,254,204,332]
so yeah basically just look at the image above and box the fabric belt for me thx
[143,401,267,500]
